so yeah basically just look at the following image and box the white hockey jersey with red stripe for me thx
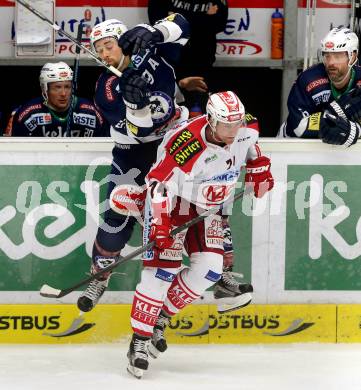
[146,114,261,209]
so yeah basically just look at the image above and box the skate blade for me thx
[216,293,252,314]
[127,363,144,379]
[148,342,161,359]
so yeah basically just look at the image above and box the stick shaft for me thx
[309,0,316,67]
[303,0,311,70]
[65,23,83,137]
[41,188,250,298]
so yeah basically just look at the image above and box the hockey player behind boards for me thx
[279,26,361,147]
[4,62,107,137]
[127,91,274,379]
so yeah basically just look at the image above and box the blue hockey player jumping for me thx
[77,15,191,313]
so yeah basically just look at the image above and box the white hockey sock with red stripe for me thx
[163,270,200,315]
[131,290,164,337]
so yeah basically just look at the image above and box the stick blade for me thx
[40,284,62,298]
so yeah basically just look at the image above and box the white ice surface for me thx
[1,343,361,390]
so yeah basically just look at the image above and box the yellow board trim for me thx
[0,304,341,344]
[337,304,361,343]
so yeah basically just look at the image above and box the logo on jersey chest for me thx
[168,129,193,155]
[149,91,173,124]
[73,113,96,128]
[24,113,52,131]
[306,78,328,92]
[208,171,239,183]
[202,185,232,203]
[311,90,331,105]
[18,104,42,122]
[174,139,203,166]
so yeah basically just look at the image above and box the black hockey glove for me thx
[319,111,360,147]
[118,24,164,56]
[331,87,361,124]
[119,68,151,110]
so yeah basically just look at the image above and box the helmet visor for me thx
[322,51,349,64]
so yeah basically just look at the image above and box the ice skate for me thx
[77,277,109,312]
[214,267,253,313]
[127,333,150,379]
[148,312,170,359]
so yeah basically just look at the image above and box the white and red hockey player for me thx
[126,91,274,379]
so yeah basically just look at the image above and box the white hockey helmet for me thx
[90,19,128,52]
[320,27,359,62]
[206,91,245,129]
[39,62,73,98]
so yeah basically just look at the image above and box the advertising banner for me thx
[0,154,251,302]
[0,303,337,344]
[285,165,361,291]
[264,146,361,304]
[0,1,351,59]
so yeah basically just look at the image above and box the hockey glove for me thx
[118,68,151,110]
[149,181,174,250]
[149,218,174,250]
[330,87,361,124]
[319,111,359,147]
[245,156,274,198]
[222,218,234,269]
[118,24,164,56]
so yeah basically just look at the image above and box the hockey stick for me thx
[355,0,361,62]
[303,0,311,70]
[308,0,316,67]
[13,0,122,77]
[65,22,83,137]
[40,186,251,299]
[351,0,356,31]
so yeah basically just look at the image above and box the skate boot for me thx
[214,267,253,313]
[148,311,170,359]
[127,333,150,379]
[77,276,109,312]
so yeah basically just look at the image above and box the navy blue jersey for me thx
[282,63,361,138]
[94,13,190,145]
[5,96,108,137]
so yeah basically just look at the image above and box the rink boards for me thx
[0,303,361,344]
[2,140,361,344]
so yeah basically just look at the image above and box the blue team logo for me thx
[205,270,221,283]
[149,91,173,124]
